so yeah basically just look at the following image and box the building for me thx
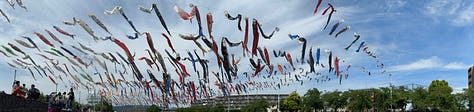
[469,66,474,88]
[191,94,289,110]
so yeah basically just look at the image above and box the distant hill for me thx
[0,92,47,111]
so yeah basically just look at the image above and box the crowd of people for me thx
[47,88,75,112]
[11,80,76,112]
[11,80,40,100]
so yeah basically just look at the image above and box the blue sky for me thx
[0,0,473,105]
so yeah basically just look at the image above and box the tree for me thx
[281,91,302,112]
[392,86,409,111]
[465,88,474,111]
[410,86,428,111]
[147,104,161,112]
[241,99,269,112]
[347,89,371,111]
[427,80,454,111]
[302,88,323,111]
[93,98,114,112]
[321,90,347,111]
[452,92,467,111]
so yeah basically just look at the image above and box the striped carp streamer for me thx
[63,17,99,41]
[88,13,112,35]
[105,6,143,39]
[345,33,360,50]
[0,8,10,23]
[53,26,75,39]
[224,11,242,31]
[138,3,172,37]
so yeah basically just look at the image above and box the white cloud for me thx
[424,0,461,16]
[452,4,474,26]
[391,56,471,71]
[391,56,442,71]
[443,62,471,70]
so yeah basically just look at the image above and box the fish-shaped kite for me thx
[345,33,360,50]
[224,11,242,31]
[329,19,344,35]
[88,13,112,35]
[0,8,10,23]
[34,32,55,48]
[52,26,75,39]
[297,37,307,64]
[138,4,172,37]
[335,26,350,38]
[44,29,64,45]
[322,3,335,30]
[251,19,259,56]
[313,0,323,15]
[105,6,142,39]
[63,17,99,41]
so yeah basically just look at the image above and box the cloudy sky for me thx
[0,0,473,105]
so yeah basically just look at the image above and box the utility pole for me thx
[390,74,393,112]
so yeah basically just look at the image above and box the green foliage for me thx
[347,89,371,111]
[302,88,323,111]
[93,99,114,112]
[321,90,347,111]
[427,80,454,111]
[410,86,429,110]
[281,91,302,112]
[147,104,161,112]
[241,99,269,112]
[465,88,474,110]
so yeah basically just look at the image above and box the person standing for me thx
[67,88,75,109]
[11,81,25,99]
[27,84,40,100]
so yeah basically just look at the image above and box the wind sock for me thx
[322,3,335,30]
[6,0,14,9]
[0,8,10,23]
[14,39,35,48]
[297,37,307,64]
[207,12,213,38]
[162,33,176,53]
[88,13,112,35]
[224,11,242,31]
[112,38,143,81]
[335,56,340,77]
[2,45,17,56]
[105,6,142,39]
[307,46,315,73]
[179,34,200,40]
[356,41,365,52]
[7,43,25,55]
[21,36,40,51]
[48,75,57,85]
[285,53,296,71]
[44,29,64,45]
[53,26,75,39]
[34,32,55,48]
[16,0,27,11]
[326,50,333,73]
[251,19,259,56]
[329,19,344,35]
[288,34,301,40]
[63,17,99,41]
[316,47,321,65]
[173,4,196,21]
[345,33,360,50]
[313,0,323,15]
[256,19,279,39]
[335,26,350,38]
[242,17,249,56]
[138,3,172,36]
